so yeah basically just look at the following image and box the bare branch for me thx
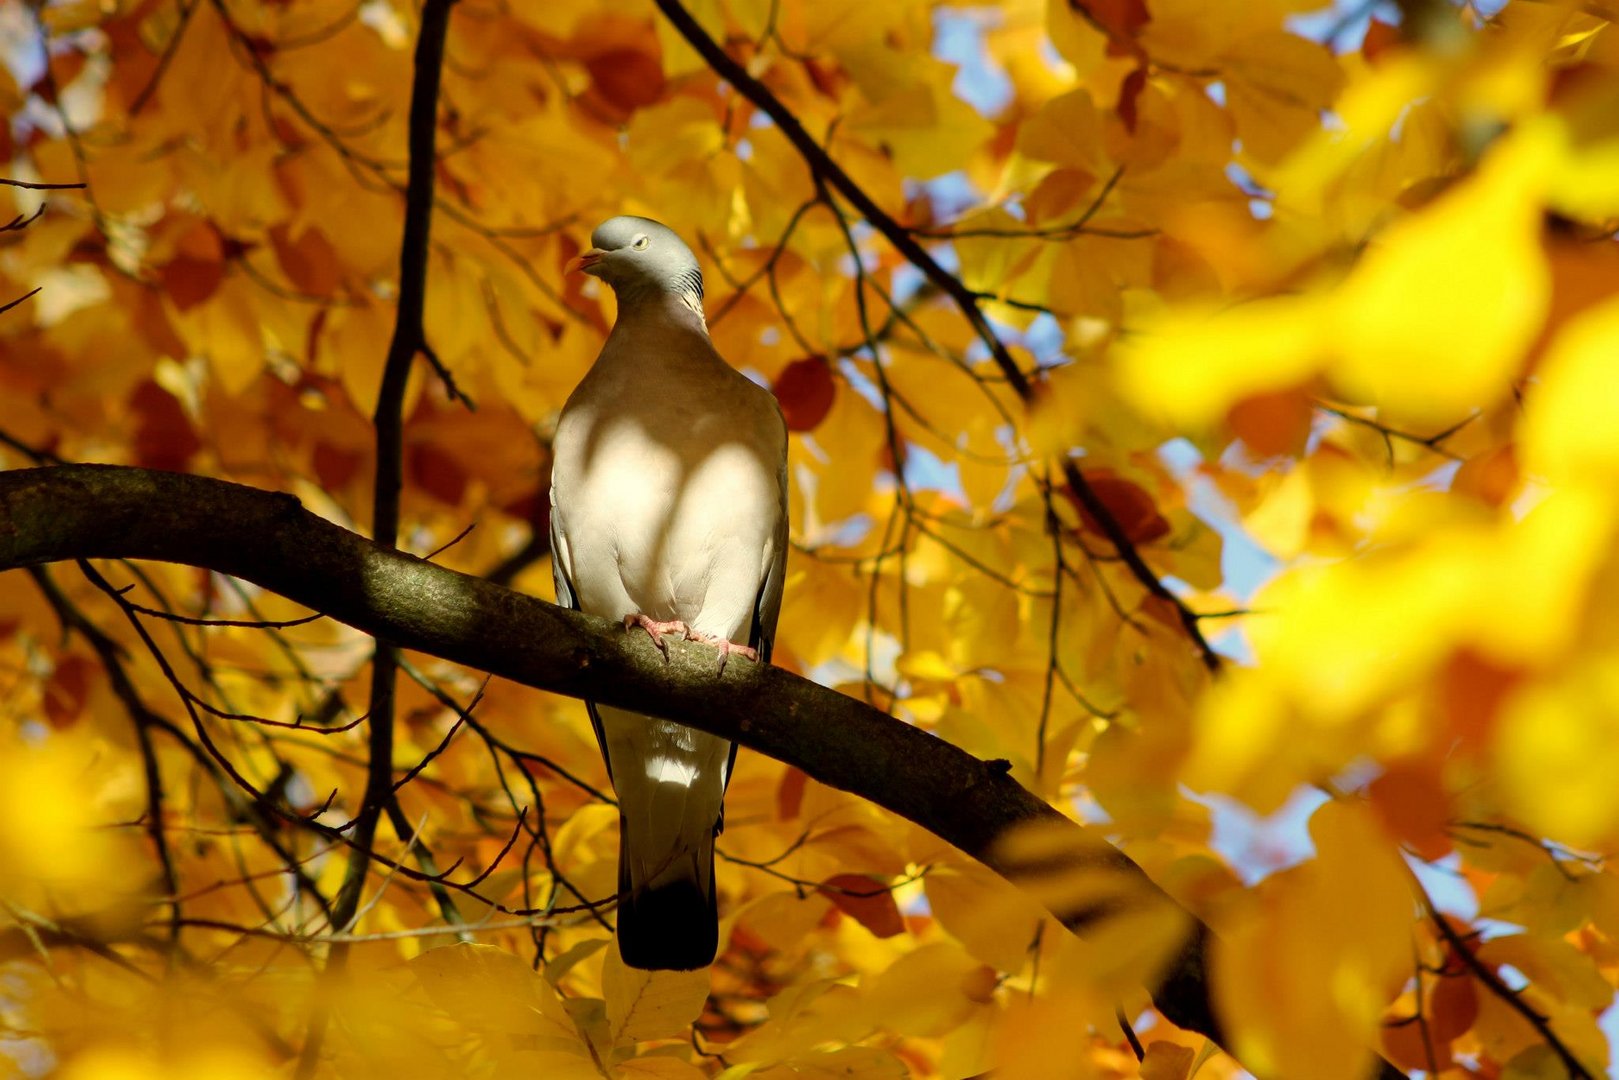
[0,462,1225,1046]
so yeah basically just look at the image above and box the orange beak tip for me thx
[565,249,606,276]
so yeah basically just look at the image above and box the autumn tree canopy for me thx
[3,0,1619,1078]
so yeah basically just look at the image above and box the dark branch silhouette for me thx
[0,463,1229,1048]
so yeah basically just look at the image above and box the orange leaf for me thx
[44,655,94,731]
[270,224,342,297]
[1227,387,1313,459]
[130,381,201,472]
[1071,0,1149,46]
[586,48,666,115]
[1117,67,1148,133]
[774,356,837,433]
[313,441,365,491]
[1427,974,1479,1043]
[1451,445,1519,507]
[1381,1016,1448,1072]
[159,255,224,313]
[777,766,807,821]
[1442,650,1520,753]
[1368,761,1452,862]
[819,873,905,939]
[409,443,469,505]
[1362,18,1403,63]
[1067,471,1170,545]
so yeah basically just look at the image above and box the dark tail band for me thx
[616,826,718,971]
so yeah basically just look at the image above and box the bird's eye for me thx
[632,235,650,250]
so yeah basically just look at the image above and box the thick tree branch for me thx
[651,0,1220,671]
[0,463,1221,1044]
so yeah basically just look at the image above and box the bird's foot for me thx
[686,629,759,675]
[623,614,693,660]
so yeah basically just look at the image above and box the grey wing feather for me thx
[750,483,789,662]
[549,490,613,782]
[724,461,789,796]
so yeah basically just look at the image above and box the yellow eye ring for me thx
[632,235,650,250]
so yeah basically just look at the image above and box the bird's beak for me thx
[565,248,608,275]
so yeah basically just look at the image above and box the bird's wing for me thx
[724,451,788,793]
[549,485,612,781]
[751,453,790,664]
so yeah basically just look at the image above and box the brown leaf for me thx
[1442,649,1520,753]
[1067,471,1170,545]
[1117,67,1148,133]
[1362,18,1403,63]
[270,224,341,297]
[313,441,366,491]
[1427,973,1478,1043]
[1381,1016,1448,1072]
[777,766,807,821]
[1227,387,1313,459]
[1140,1041,1196,1080]
[159,255,224,312]
[409,443,469,505]
[1451,444,1518,507]
[130,380,202,472]
[1072,0,1149,54]
[1367,761,1451,862]
[773,356,837,432]
[586,48,666,114]
[44,655,94,731]
[819,874,905,939]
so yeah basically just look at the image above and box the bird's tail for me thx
[615,818,718,971]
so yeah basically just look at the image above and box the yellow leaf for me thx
[1221,32,1345,165]
[747,1047,909,1080]
[861,942,985,1037]
[1496,658,1619,849]
[167,275,269,397]
[615,1057,709,1079]
[1330,131,1551,425]
[1475,935,1613,1012]
[1116,295,1326,428]
[492,1050,606,1079]
[923,861,1046,973]
[57,1046,275,1080]
[1241,464,1313,559]
[1017,89,1109,174]
[627,97,725,180]
[602,946,711,1043]
[0,736,139,915]
[409,942,579,1041]
[1523,296,1619,488]
[993,819,1191,996]
[844,68,995,181]
[1215,801,1412,1080]
[992,995,1099,1080]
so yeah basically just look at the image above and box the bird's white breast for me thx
[552,354,784,643]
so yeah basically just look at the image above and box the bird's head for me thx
[566,216,704,311]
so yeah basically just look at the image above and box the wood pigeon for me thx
[550,216,789,970]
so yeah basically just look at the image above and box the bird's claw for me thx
[622,616,758,673]
[623,614,692,661]
[688,630,759,675]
